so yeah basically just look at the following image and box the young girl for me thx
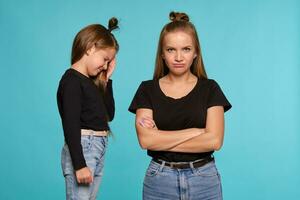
[57,18,119,200]
[129,12,231,200]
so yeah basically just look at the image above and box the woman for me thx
[129,12,231,200]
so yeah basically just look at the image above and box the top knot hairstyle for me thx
[153,11,207,79]
[108,17,119,32]
[71,17,119,65]
[169,11,189,22]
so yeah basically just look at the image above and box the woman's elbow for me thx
[136,125,153,149]
[138,136,159,150]
[212,136,224,151]
[136,134,150,150]
[214,142,223,151]
[139,140,148,149]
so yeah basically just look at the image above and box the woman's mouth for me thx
[173,64,185,68]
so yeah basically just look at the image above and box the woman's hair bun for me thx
[169,11,189,22]
[108,17,119,32]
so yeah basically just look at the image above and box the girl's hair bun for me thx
[169,11,189,22]
[108,17,119,32]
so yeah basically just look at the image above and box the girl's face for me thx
[162,31,197,76]
[85,47,116,77]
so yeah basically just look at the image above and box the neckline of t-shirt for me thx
[68,68,93,82]
[156,77,200,101]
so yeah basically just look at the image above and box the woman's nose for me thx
[175,52,183,62]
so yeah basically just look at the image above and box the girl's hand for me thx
[106,57,116,82]
[75,167,93,184]
[139,117,157,129]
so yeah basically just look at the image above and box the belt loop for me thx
[90,131,94,140]
[159,160,165,172]
[190,161,196,173]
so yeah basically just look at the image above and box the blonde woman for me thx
[129,12,231,200]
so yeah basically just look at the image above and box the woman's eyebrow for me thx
[182,45,193,48]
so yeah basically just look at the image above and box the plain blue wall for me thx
[0,0,299,199]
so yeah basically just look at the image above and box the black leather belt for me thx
[153,156,214,169]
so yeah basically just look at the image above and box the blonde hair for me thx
[153,11,207,79]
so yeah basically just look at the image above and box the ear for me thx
[86,45,96,56]
[86,48,92,56]
[193,53,197,59]
[162,53,165,59]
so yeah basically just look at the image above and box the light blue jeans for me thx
[143,159,222,200]
[61,135,108,200]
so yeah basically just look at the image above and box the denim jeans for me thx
[143,159,222,200]
[61,135,108,200]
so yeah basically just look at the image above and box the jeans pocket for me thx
[145,162,160,177]
[195,162,218,177]
[81,136,92,152]
[61,145,74,176]
[100,136,108,147]
[92,137,107,158]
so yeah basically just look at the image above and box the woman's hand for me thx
[106,57,116,82]
[139,116,157,129]
[75,167,93,184]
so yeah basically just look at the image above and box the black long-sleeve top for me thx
[57,68,115,170]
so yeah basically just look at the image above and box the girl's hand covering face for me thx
[106,57,116,81]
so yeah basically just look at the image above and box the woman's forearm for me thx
[166,131,223,153]
[166,106,225,153]
[136,123,204,151]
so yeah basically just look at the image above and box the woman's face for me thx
[85,47,116,77]
[162,31,197,76]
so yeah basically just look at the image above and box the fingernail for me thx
[139,121,145,127]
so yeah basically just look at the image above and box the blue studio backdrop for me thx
[0,0,299,199]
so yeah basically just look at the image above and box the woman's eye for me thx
[166,48,174,52]
[183,47,191,52]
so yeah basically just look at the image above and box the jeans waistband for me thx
[81,129,108,136]
[152,156,214,169]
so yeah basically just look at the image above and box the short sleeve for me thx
[207,80,232,112]
[128,81,153,114]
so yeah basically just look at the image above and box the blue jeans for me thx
[61,135,108,200]
[143,159,222,200]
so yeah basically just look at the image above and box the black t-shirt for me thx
[128,77,231,162]
[57,68,115,170]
